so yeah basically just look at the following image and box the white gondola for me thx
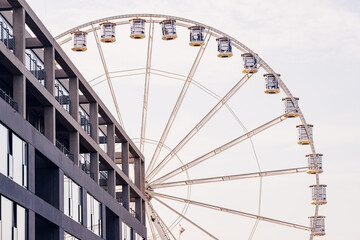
[188,26,204,47]
[306,154,323,174]
[282,97,299,118]
[160,20,177,40]
[216,37,233,58]
[296,124,313,145]
[310,184,327,205]
[100,22,116,43]
[241,53,258,73]
[309,216,326,236]
[71,31,88,52]
[130,18,146,39]
[264,73,280,94]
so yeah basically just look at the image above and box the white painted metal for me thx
[149,167,307,189]
[152,193,312,231]
[150,111,293,185]
[146,202,171,240]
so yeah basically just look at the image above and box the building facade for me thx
[0,0,147,239]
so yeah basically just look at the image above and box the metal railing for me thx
[55,140,74,161]
[25,52,46,86]
[0,88,18,112]
[0,22,15,53]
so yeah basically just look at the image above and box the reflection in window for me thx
[64,232,79,240]
[64,175,82,223]
[0,123,28,188]
[122,221,132,240]
[0,195,27,240]
[87,193,102,237]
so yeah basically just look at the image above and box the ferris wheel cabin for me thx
[130,18,146,39]
[309,216,326,236]
[306,154,323,174]
[264,73,280,94]
[296,124,313,145]
[188,26,204,46]
[71,31,88,52]
[310,184,327,205]
[282,97,299,118]
[241,53,258,73]
[160,20,177,40]
[100,22,116,43]
[216,37,233,58]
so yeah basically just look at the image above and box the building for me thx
[0,0,147,239]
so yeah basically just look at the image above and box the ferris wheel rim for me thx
[55,13,321,239]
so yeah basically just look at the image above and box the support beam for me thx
[69,131,79,166]
[108,169,116,198]
[13,7,25,62]
[44,106,55,144]
[13,74,26,117]
[44,46,55,95]
[90,102,98,142]
[69,77,79,121]
[0,0,12,10]
[90,152,99,184]
[25,37,43,49]
[122,142,129,176]
[149,167,308,189]
[107,123,115,160]
[55,69,69,79]
[153,193,311,231]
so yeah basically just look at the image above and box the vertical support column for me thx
[107,123,115,160]
[69,77,79,120]
[90,102,98,142]
[28,144,35,193]
[44,46,55,95]
[58,169,64,212]
[121,142,129,176]
[82,188,88,228]
[90,152,99,184]
[135,197,142,222]
[102,204,106,239]
[107,169,116,198]
[28,210,35,240]
[142,200,146,225]
[69,131,79,166]
[134,157,141,189]
[13,75,26,117]
[13,7,25,62]
[119,218,123,240]
[141,160,145,192]
[44,106,55,144]
[122,184,130,211]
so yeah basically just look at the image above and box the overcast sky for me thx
[26,0,360,239]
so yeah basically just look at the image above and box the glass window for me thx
[1,196,13,240]
[87,193,102,237]
[17,205,26,240]
[9,133,27,188]
[64,175,82,223]
[0,123,8,176]
[122,221,131,240]
[64,232,79,240]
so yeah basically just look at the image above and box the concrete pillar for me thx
[69,131,79,166]
[121,142,129,176]
[107,169,115,198]
[135,197,142,222]
[13,7,25,62]
[101,203,106,239]
[28,210,36,240]
[44,106,55,144]
[69,77,79,120]
[44,46,55,95]
[122,184,130,211]
[58,169,64,212]
[28,144,35,193]
[13,74,26,117]
[90,152,99,184]
[90,102,98,142]
[141,160,145,192]
[82,188,87,228]
[134,157,141,189]
[107,123,115,160]
[142,200,146,225]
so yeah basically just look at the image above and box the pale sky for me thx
[26,0,360,239]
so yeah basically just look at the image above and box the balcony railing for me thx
[0,22,15,53]
[56,140,74,161]
[79,154,94,179]
[0,88,18,112]
[25,52,46,86]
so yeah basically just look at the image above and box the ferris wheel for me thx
[55,14,326,240]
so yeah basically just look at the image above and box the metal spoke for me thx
[91,72,146,87]
[152,192,311,232]
[146,31,212,176]
[150,111,293,185]
[146,65,261,182]
[146,201,171,240]
[146,208,158,240]
[149,167,307,189]
[140,19,155,153]
[153,197,219,239]
[91,24,125,128]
